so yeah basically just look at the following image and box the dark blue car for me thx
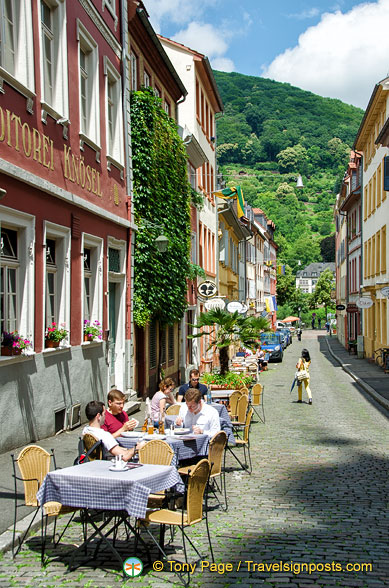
[259,332,284,362]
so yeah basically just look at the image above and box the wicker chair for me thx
[137,459,213,585]
[239,387,250,396]
[11,445,78,563]
[165,404,180,416]
[178,431,228,511]
[251,383,265,423]
[139,440,175,508]
[227,408,254,474]
[228,390,242,420]
[82,433,103,461]
[232,393,249,427]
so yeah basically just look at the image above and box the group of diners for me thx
[82,368,221,463]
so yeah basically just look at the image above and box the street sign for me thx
[380,286,389,297]
[205,297,225,311]
[226,301,243,313]
[356,297,373,309]
[336,304,346,310]
[197,280,217,299]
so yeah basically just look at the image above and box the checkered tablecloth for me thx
[36,461,182,519]
[164,404,236,446]
[118,433,210,464]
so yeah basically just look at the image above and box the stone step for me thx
[124,400,141,415]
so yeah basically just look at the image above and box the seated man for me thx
[175,388,220,437]
[177,368,208,402]
[83,400,143,461]
[101,389,137,438]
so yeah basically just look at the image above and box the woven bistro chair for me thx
[227,390,242,420]
[139,440,175,508]
[137,459,213,586]
[178,431,228,511]
[251,383,265,423]
[227,408,254,474]
[165,404,181,416]
[11,445,78,564]
[239,387,250,396]
[82,433,103,461]
[231,393,249,427]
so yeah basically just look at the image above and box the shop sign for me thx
[380,286,389,298]
[336,304,346,311]
[226,301,243,313]
[197,280,217,298]
[346,304,358,313]
[205,297,225,311]
[356,297,373,309]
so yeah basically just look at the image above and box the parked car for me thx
[276,328,291,347]
[259,332,284,362]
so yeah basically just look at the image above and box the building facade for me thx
[0,0,131,449]
[296,263,336,294]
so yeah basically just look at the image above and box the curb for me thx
[325,338,389,412]
[0,510,49,555]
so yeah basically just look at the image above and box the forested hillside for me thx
[213,71,364,270]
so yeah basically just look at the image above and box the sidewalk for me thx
[325,334,389,411]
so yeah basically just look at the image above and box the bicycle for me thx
[373,347,389,371]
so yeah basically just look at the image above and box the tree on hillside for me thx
[277,144,308,173]
[275,268,296,306]
[312,269,336,316]
[320,234,335,262]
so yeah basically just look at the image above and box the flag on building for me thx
[214,185,245,218]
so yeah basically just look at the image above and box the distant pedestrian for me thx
[318,317,322,329]
[311,318,315,329]
[296,349,312,405]
[325,321,330,333]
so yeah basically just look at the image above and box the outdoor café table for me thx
[210,389,236,400]
[164,404,236,446]
[117,432,210,465]
[36,460,182,573]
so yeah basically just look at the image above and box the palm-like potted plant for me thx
[83,319,102,342]
[1,331,31,356]
[45,322,68,348]
[189,308,270,381]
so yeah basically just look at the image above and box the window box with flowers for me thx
[83,320,102,342]
[45,323,68,348]
[1,331,31,356]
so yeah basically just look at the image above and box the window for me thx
[82,234,103,330]
[77,21,99,147]
[104,57,123,165]
[130,51,137,90]
[149,320,156,369]
[0,0,34,92]
[154,85,161,98]
[168,325,174,362]
[164,100,171,116]
[40,0,68,118]
[44,222,70,342]
[143,69,150,87]
[0,208,34,345]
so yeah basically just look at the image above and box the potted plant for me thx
[1,331,31,356]
[201,372,254,390]
[45,322,68,348]
[83,319,102,342]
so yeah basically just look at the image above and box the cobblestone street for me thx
[1,331,388,588]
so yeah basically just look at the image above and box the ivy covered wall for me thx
[130,89,191,327]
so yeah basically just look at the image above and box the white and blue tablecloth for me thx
[118,432,210,464]
[36,461,182,519]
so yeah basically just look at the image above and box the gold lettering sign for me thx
[0,107,104,199]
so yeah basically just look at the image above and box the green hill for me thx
[213,71,364,270]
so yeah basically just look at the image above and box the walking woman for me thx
[296,348,312,404]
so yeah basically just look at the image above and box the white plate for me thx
[109,465,128,472]
[121,431,144,438]
[127,418,139,428]
[143,433,166,440]
[172,428,191,435]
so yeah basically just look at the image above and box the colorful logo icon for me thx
[123,556,143,577]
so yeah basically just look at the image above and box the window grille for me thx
[108,247,120,272]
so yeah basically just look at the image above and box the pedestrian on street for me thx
[318,317,322,329]
[311,317,315,329]
[325,321,330,333]
[296,348,313,405]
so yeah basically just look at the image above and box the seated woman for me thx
[150,377,176,427]
[256,347,268,371]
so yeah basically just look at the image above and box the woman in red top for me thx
[101,389,138,437]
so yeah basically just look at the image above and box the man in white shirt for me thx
[175,388,220,437]
[83,401,143,461]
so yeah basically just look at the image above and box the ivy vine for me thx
[131,89,192,327]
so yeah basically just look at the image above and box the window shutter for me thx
[384,156,389,191]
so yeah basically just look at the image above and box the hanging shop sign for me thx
[380,286,389,298]
[336,304,346,311]
[356,297,374,309]
[197,280,217,299]
[239,303,248,314]
[205,297,225,311]
[226,301,243,313]
[346,304,358,313]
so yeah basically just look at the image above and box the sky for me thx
[145,0,389,109]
